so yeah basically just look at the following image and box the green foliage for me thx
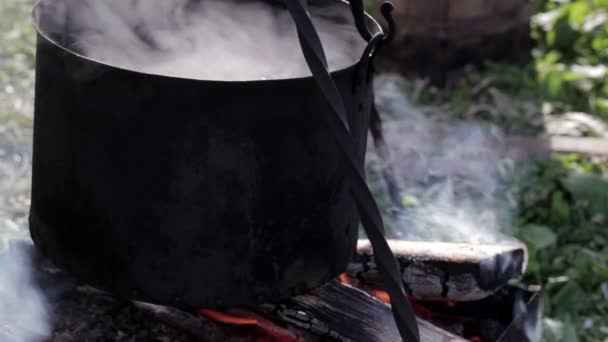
[363,0,375,12]
[519,224,557,251]
[533,0,608,120]
[407,0,608,130]
[405,62,547,135]
[0,0,37,126]
[515,155,608,341]
[562,172,608,214]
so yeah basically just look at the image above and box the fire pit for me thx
[11,238,539,341]
[25,0,543,340]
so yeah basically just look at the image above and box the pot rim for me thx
[32,0,382,85]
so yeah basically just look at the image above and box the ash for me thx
[47,287,196,342]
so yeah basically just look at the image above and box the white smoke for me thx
[35,0,367,81]
[0,112,49,341]
[0,240,50,342]
[368,75,517,243]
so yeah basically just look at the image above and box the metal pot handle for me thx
[281,1,420,341]
[353,2,406,219]
[352,1,396,89]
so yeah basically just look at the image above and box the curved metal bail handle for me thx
[349,0,373,42]
[281,0,420,341]
[350,0,396,44]
[354,1,396,90]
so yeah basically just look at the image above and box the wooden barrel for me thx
[374,0,533,85]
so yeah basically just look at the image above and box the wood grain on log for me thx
[261,280,466,342]
[352,239,527,301]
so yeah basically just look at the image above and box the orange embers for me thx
[337,273,431,316]
[198,309,298,342]
[199,309,258,325]
[369,289,391,304]
[338,273,356,286]
[338,273,391,303]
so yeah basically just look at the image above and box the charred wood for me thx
[19,241,460,342]
[260,280,466,342]
[352,239,527,301]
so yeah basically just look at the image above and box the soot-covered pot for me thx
[30,0,382,308]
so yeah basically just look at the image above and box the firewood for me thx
[19,240,461,342]
[260,280,467,342]
[352,239,527,301]
[134,301,248,342]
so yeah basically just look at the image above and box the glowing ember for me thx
[338,273,351,285]
[410,302,433,316]
[370,289,391,304]
[198,309,298,342]
[199,309,257,325]
[338,273,431,317]
[338,273,392,304]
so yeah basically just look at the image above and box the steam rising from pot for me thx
[34,0,366,81]
[368,75,517,244]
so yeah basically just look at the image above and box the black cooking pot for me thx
[30,1,419,339]
[30,0,419,341]
[31,0,377,307]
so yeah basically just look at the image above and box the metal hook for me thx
[352,1,396,92]
[349,0,396,43]
[380,1,396,43]
[349,0,373,42]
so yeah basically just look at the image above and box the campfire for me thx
[19,237,539,342]
[18,0,544,341]
[191,239,538,342]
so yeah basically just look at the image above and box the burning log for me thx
[20,241,460,342]
[5,239,540,341]
[140,280,468,342]
[352,239,527,301]
[197,308,302,341]
[135,302,255,342]
[260,280,467,342]
[44,281,463,341]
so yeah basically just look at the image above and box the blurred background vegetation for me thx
[1,0,607,341]
[366,0,608,340]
